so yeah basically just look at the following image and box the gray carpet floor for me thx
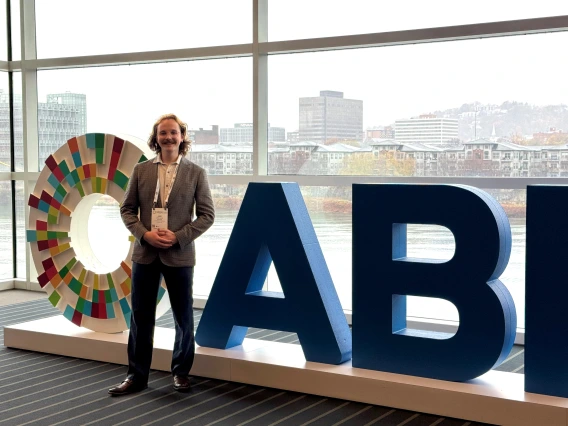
[0,298,515,425]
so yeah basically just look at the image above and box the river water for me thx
[84,206,527,327]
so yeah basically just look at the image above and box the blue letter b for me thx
[352,184,516,381]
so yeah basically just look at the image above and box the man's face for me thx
[157,119,183,156]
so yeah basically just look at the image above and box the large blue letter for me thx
[352,184,516,381]
[195,182,352,364]
[525,185,568,397]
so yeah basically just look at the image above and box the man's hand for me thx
[143,229,176,249]
[157,229,178,245]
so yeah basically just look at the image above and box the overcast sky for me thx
[6,1,568,138]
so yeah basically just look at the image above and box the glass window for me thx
[0,0,6,60]
[37,58,252,171]
[268,31,568,176]
[0,181,13,279]
[35,0,251,58]
[269,0,568,41]
[15,180,24,279]
[12,72,22,172]
[0,72,9,172]
[194,184,246,296]
[10,0,19,61]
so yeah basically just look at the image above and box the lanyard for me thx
[153,160,180,209]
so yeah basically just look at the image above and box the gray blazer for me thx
[120,156,215,267]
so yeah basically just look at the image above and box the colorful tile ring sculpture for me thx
[27,133,170,333]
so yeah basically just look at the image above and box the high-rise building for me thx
[220,123,285,144]
[299,90,363,144]
[394,115,458,145]
[46,93,87,134]
[0,90,87,169]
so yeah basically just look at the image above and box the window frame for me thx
[3,1,568,337]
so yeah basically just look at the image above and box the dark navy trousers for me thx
[127,258,195,384]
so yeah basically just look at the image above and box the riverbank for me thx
[213,196,526,218]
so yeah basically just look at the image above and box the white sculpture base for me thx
[4,316,568,426]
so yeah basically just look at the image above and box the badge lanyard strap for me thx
[153,162,180,210]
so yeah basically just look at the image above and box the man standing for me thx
[109,114,215,395]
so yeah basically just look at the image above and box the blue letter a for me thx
[195,182,352,364]
[352,184,516,381]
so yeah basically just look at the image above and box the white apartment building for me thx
[395,116,458,145]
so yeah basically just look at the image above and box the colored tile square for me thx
[106,303,115,319]
[63,305,75,322]
[76,297,85,313]
[38,272,49,288]
[68,137,79,153]
[83,301,92,316]
[48,290,61,307]
[113,137,124,153]
[71,311,82,327]
[38,200,51,214]
[45,155,57,170]
[72,151,82,167]
[26,230,38,242]
[120,281,131,297]
[98,302,107,319]
[113,170,129,190]
[59,160,70,177]
[68,278,82,295]
[50,274,63,288]
[70,170,80,186]
[119,298,131,316]
[110,288,118,302]
[48,173,60,190]
[28,195,40,209]
[86,133,96,148]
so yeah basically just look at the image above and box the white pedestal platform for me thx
[4,316,568,426]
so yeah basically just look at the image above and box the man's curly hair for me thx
[147,113,191,156]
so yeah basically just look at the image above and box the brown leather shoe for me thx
[173,375,191,392]
[108,378,147,396]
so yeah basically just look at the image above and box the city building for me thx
[40,93,87,166]
[394,114,459,145]
[190,137,568,179]
[0,90,87,170]
[188,125,219,145]
[299,90,363,144]
[366,125,394,139]
[286,131,299,142]
[220,122,285,144]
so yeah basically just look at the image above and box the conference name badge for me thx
[151,207,168,230]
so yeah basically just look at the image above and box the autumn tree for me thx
[375,151,416,176]
[542,133,568,145]
[339,152,376,175]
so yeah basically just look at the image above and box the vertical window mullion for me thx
[20,0,38,288]
[253,0,268,176]
[7,0,16,279]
